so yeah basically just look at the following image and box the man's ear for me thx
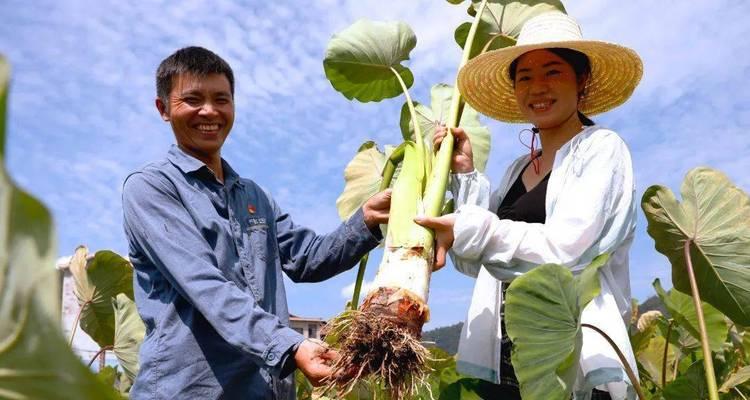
[155,98,170,122]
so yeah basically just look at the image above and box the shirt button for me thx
[267,353,276,361]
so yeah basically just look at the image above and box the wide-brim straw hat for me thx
[457,12,643,123]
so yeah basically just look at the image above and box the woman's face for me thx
[512,49,586,130]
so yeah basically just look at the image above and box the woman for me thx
[416,12,643,400]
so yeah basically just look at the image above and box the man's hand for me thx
[414,213,456,271]
[434,124,474,174]
[362,189,392,230]
[294,339,339,386]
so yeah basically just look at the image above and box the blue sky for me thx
[1,0,749,330]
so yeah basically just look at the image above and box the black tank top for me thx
[496,159,550,223]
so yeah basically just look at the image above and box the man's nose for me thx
[198,102,219,116]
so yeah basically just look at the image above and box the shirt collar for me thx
[167,145,243,188]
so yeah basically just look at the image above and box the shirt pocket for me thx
[242,223,269,301]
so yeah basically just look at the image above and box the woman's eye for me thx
[547,69,561,76]
[517,76,530,82]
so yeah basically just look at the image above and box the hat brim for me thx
[457,40,643,123]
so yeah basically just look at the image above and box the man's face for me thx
[156,72,234,160]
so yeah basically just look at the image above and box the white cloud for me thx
[1,0,748,327]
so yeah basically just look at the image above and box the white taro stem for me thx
[370,243,433,304]
[361,142,433,331]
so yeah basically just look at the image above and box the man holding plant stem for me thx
[121,46,391,399]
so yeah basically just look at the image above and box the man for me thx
[121,46,390,399]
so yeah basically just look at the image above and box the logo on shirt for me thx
[247,217,267,228]
[248,204,256,214]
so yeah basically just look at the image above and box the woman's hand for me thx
[414,213,456,271]
[434,124,474,174]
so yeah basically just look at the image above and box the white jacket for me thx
[450,125,638,399]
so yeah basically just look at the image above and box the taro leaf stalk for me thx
[0,54,121,400]
[642,167,750,400]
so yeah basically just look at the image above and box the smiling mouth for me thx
[529,100,555,111]
[195,124,221,134]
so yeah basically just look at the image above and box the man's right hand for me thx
[434,124,474,174]
[294,339,338,386]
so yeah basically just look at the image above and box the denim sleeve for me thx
[269,195,382,283]
[122,172,305,374]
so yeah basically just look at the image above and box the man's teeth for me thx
[197,124,219,131]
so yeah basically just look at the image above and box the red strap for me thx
[518,128,541,175]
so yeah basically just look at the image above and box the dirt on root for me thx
[321,288,432,399]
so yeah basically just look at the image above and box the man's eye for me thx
[547,70,561,76]
[216,98,230,105]
[184,97,201,105]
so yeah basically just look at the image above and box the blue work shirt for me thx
[122,145,381,399]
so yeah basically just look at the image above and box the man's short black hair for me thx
[156,46,235,105]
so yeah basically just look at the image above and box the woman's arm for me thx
[453,131,636,277]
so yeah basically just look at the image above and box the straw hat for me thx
[457,12,643,123]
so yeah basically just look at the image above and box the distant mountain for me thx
[638,294,669,318]
[423,322,463,355]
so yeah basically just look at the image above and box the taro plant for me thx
[320,0,565,396]
[67,245,145,392]
[0,54,121,399]
[642,167,750,400]
[504,254,645,400]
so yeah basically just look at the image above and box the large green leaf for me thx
[0,54,121,399]
[455,1,566,59]
[653,279,728,353]
[70,246,134,347]
[399,84,491,172]
[642,167,750,326]
[335,141,386,220]
[112,294,145,382]
[324,19,416,103]
[663,361,708,400]
[504,256,607,400]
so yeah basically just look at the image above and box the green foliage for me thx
[438,378,485,399]
[112,294,146,382]
[719,366,750,394]
[70,246,135,347]
[663,361,709,400]
[653,279,729,353]
[399,84,492,172]
[0,53,121,400]
[455,0,566,59]
[336,141,387,220]
[324,20,416,103]
[97,366,119,387]
[642,167,750,326]
[504,255,608,400]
